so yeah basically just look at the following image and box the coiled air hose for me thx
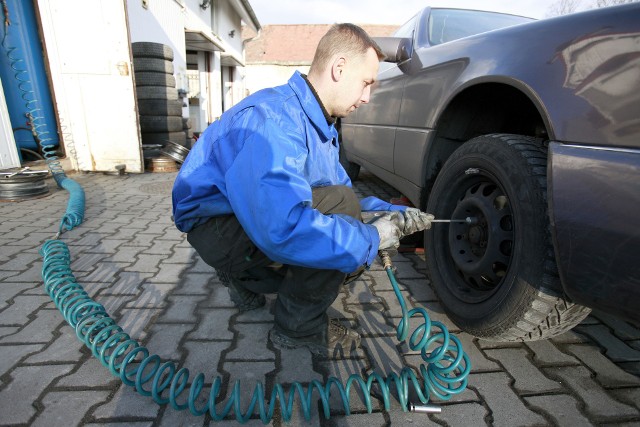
[40,240,470,423]
[2,3,470,422]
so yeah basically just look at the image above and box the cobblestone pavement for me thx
[1,169,639,427]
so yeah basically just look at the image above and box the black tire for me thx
[133,57,174,74]
[138,99,183,116]
[136,85,179,100]
[132,42,174,61]
[135,71,176,88]
[337,121,360,181]
[141,131,187,146]
[139,116,184,132]
[425,133,590,342]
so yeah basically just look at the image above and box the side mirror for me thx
[373,37,412,63]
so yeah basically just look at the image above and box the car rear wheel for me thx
[425,134,590,341]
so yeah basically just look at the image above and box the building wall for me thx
[126,0,188,91]
[245,64,309,95]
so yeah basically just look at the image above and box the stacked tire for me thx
[132,42,188,157]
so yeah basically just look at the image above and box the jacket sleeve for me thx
[360,196,407,212]
[224,117,379,273]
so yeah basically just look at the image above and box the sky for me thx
[249,0,585,26]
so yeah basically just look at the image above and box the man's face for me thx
[333,48,380,118]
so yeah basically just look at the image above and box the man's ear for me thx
[331,56,347,82]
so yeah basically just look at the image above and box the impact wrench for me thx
[430,217,478,224]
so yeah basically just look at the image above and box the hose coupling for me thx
[409,403,442,413]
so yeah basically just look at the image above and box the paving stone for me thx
[567,344,640,387]
[357,308,397,338]
[124,254,165,273]
[175,272,211,295]
[372,289,415,319]
[117,308,164,342]
[397,278,438,302]
[274,345,322,384]
[525,339,580,365]
[165,246,197,264]
[575,324,640,362]
[550,329,592,344]
[610,387,640,411]
[226,323,275,360]
[591,311,640,340]
[0,343,44,377]
[56,356,119,387]
[188,308,235,340]
[141,239,175,255]
[147,261,191,283]
[468,372,546,427]
[31,390,112,427]
[105,245,148,263]
[145,323,194,360]
[2,308,64,343]
[93,384,160,419]
[448,333,499,372]
[2,262,48,282]
[346,283,383,305]
[24,330,84,363]
[86,423,153,427]
[126,282,178,308]
[183,341,230,377]
[0,251,41,271]
[431,402,488,426]
[484,348,563,394]
[0,326,18,338]
[0,282,36,310]
[0,364,75,424]
[544,365,637,418]
[161,295,206,323]
[323,411,388,426]
[525,394,594,426]
[98,271,152,296]
[80,262,128,285]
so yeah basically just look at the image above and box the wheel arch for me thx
[419,80,552,208]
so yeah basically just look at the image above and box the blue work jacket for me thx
[172,71,405,273]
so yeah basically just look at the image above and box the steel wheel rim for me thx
[445,175,515,303]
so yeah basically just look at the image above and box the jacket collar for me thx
[288,71,338,144]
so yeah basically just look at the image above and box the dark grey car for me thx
[340,4,640,342]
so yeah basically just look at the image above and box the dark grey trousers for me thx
[187,185,364,338]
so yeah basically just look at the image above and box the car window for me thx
[428,9,534,46]
[394,14,418,39]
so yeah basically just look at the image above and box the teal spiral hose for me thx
[3,3,470,421]
[39,237,470,423]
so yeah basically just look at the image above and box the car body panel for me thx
[340,3,640,321]
[549,143,640,320]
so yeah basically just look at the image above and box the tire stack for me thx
[132,42,188,171]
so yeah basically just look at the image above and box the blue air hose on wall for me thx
[2,1,470,423]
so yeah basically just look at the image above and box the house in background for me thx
[242,24,398,94]
[0,0,260,174]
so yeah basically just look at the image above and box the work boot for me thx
[269,318,361,357]
[216,271,265,311]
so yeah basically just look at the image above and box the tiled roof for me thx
[242,24,399,65]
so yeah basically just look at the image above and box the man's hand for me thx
[361,211,403,251]
[401,208,435,236]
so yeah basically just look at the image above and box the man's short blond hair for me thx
[309,23,384,74]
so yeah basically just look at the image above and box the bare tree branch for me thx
[547,0,583,16]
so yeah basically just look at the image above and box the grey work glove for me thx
[401,208,435,236]
[361,211,403,251]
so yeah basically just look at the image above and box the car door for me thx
[341,16,418,175]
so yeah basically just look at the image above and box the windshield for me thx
[428,9,534,46]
